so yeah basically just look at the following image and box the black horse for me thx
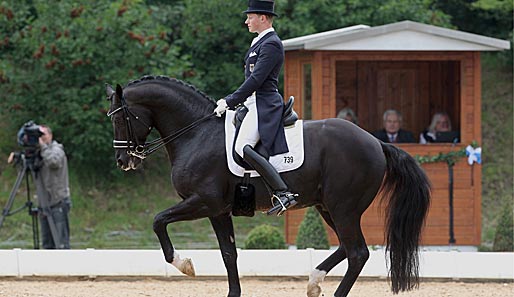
[106,75,431,297]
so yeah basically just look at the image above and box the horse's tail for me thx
[379,142,431,293]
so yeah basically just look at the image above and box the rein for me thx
[137,112,215,158]
[108,94,216,159]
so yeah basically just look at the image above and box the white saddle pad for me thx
[224,110,304,177]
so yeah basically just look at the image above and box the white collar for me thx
[251,27,275,46]
[257,27,274,39]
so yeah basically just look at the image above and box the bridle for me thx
[107,92,215,160]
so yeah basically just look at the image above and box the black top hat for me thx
[243,0,278,17]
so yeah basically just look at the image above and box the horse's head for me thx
[106,83,152,171]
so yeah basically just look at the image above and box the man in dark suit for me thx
[214,0,297,215]
[372,109,416,143]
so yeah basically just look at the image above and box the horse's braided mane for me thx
[126,75,216,103]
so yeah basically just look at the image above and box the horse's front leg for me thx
[153,195,212,276]
[210,214,241,297]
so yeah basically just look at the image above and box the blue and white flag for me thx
[465,145,481,165]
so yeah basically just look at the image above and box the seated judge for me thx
[337,107,358,125]
[419,112,453,143]
[372,109,415,143]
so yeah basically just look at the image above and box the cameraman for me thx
[37,125,71,249]
[8,125,71,249]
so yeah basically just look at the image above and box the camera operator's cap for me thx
[243,0,278,17]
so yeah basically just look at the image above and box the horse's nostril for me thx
[117,158,124,167]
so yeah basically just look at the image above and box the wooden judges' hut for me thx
[282,21,510,247]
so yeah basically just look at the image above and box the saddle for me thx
[232,97,298,169]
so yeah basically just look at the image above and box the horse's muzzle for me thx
[116,152,141,171]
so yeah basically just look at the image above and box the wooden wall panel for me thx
[427,61,461,132]
[356,62,377,131]
[335,61,357,117]
[284,51,313,118]
[321,53,333,119]
[312,52,323,120]
[284,53,300,115]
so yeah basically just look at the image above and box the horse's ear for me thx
[105,83,115,100]
[115,84,123,100]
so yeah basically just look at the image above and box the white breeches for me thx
[235,95,259,158]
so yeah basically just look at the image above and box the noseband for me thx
[107,93,215,159]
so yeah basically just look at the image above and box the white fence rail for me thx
[0,249,512,279]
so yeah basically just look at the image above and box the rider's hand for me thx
[214,99,228,117]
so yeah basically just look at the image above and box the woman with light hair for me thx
[419,112,452,143]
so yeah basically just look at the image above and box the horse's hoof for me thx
[171,253,195,276]
[180,258,196,277]
[307,269,326,297]
[307,283,322,297]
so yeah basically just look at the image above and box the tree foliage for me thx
[296,207,330,249]
[276,0,452,38]
[0,0,190,170]
[434,0,512,38]
[179,0,249,98]
[433,0,513,64]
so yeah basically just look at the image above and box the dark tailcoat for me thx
[372,129,416,143]
[225,31,288,156]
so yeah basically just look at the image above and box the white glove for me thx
[214,99,228,117]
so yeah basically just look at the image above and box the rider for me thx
[214,0,297,215]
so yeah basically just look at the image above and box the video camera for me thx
[11,121,44,164]
[18,121,43,148]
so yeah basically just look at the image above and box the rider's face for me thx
[245,13,266,34]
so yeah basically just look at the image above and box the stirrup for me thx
[266,192,298,216]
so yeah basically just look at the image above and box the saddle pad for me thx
[224,110,304,177]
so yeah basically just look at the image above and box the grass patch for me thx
[480,53,514,247]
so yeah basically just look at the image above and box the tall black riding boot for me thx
[242,145,298,216]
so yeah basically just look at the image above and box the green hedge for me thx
[296,207,330,249]
[244,224,286,249]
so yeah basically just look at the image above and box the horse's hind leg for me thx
[333,215,369,297]
[210,214,241,297]
[307,206,347,297]
[308,207,369,297]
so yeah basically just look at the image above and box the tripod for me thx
[0,153,60,249]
